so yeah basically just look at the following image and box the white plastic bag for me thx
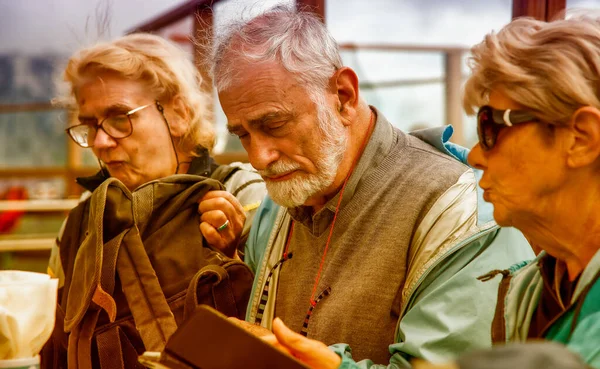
[0,271,58,359]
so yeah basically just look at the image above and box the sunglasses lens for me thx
[477,108,496,150]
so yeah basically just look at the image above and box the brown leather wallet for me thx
[139,305,310,369]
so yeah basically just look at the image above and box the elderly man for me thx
[43,33,266,369]
[210,5,534,368]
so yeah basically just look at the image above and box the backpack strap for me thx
[96,326,142,369]
[67,309,101,369]
[96,327,124,369]
[184,263,238,319]
[117,224,178,351]
[210,164,241,185]
[59,199,90,307]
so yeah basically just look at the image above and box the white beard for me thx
[259,101,347,208]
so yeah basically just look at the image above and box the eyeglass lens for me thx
[69,114,133,147]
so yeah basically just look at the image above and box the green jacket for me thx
[244,126,534,368]
[491,249,600,368]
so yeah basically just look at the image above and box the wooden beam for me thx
[512,0,546,20]
[297,0,325,23]
[0,167,97,178]
[359,77,447,90]
[512,0,566,21]
[445,50,464,145]
[0,102,58,114]
[340,43,468,53]
[126,0,218,34]
[0,238,54,252]
[0,199,79,212]
[546,0,566,20]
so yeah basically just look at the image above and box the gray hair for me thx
[211,5,343,100]
[464,14,600,125]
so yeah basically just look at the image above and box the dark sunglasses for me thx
[477,105,540,151]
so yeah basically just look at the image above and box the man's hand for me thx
[266,317,342,369]
[198,191,245,258]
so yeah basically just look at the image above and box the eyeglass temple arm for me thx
[492,109,538,126]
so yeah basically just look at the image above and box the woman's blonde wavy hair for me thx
[463,14,600,125]
[55,33,214,154]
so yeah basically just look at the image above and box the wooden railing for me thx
[0,199,78,252]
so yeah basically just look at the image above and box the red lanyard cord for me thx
[308,112,375,305]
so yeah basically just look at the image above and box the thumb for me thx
[272,318,342,369]
[272,317,307,351]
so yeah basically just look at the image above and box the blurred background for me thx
[0,0,597,271]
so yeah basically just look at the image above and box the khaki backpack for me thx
[42,171,254,369]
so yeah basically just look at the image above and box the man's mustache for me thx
[258,160,302,178]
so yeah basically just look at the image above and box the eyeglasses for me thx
[477,105,540,151]
[66,103,153,148]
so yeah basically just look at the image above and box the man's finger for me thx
[199,196,236,217]
[199,191,245,214]
[198,197,245,232]
[200,210,229,229]
[200,222,225,249]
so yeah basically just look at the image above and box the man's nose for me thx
[467,142,487,170]
[246,135,280,171]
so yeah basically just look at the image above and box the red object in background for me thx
[0,186,28,233]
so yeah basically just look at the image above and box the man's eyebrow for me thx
[248,111,293,127]
[227,111,295,135]
[227,124,246,135]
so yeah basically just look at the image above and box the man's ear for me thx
[566,106,600,168]
[167,95,190,138]
[330,67,360,124]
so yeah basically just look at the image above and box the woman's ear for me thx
[566,106,600,168]
[167,95,190,138]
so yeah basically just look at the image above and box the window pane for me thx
[327,0,512,46]
[364,83,445,132]
[0,111,66,167]
[341,50,444,131]
[0,55,63,104]
[567,0,600,9]
[327,0,512,146]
